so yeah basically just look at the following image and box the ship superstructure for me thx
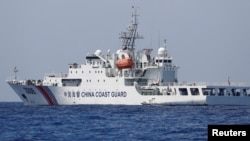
[7,7,250,105]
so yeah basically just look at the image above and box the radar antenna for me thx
[119,6,143,50]
[14,66,18,80]
[163,39,168,57]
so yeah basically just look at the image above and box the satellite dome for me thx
[116,49,123,54]
[95,49,102,56]
[158,47,166,55]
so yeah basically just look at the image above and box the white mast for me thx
[14,66,18,80]
[119,6,143,50]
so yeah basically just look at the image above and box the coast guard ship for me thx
[7,7,250,106]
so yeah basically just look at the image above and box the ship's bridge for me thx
[85,50,113,68]
[155,46,173,67]
[155,56,173,67]
[142,40,179,85]
[85,54,103,67]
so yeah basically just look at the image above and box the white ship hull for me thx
[8,81,250,106]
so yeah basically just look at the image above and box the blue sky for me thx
[1,0,250,101]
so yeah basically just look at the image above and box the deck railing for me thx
[161,81,250,87]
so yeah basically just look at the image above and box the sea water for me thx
[0,102,249,141]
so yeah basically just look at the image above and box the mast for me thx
[14,66,18,80]
[119,6,143,50]
[163,39,167,57]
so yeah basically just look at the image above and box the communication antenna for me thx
[164,39,167,48]
[14,66,18,80]
[164,39,167,57]
[158,31,161,48]
[228,76,231,86]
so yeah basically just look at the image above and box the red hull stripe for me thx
[37,86,54,105]
[43,86,58,105]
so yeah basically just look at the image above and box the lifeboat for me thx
[116,57,134,69]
